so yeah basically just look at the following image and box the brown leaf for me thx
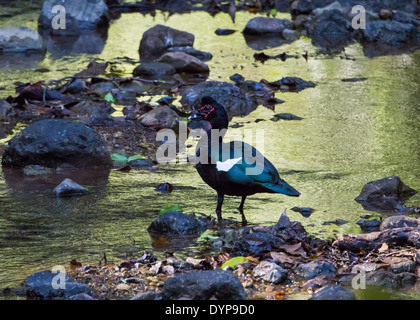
[378,242,388,253]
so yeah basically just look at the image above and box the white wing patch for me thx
[216,157,242,172]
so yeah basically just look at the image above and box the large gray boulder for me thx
[38,0,109,32]
[2,119,112,169]
[139,24,194,60]
[161,269,246,300]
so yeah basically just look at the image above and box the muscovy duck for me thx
[188,96,300,224]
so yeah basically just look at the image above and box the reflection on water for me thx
[0,9,420,291]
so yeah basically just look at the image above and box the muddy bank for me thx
[10,210,420,300]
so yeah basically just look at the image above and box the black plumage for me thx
[188,96,300,224]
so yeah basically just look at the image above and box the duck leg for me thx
[216,193,224,221]
[238,195,247,226]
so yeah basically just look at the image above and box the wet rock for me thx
[65,79,87,94]
[0,27,45,53]
[0,99,13,121]
[139,24,194,60]
[180,81,254,121]
[356,219,381,233]
[139,106,181,130]
[23,270,90,299]
[261,77,315,92]
[215,28,236,36]
[252,261,288,284]
[366,270,399,289]
[243,17,292,35]
[161,269,246,300]
[147,211,206,236]
[379,215,420,231]
[379,9,393,20]
[54,178,88,197]
[38,0,109,31]
[360,20,420,47]
[2,119,112,168]
[157,52,209,73]
[355,176,417,202]
[165,46,212,61]
[305,9,354,48]
[133,62,176,79]
[310,1,343,17]
[295,261,337,280]
[310,284,356,300]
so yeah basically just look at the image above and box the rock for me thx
[2,119,112,168]
[305,9,354,48]
[243,17,292,35]
[139,24,194,60]
[133,62,176,79]
[215,28,236,36]
[295,261,337,280]
[0,99,13,121]
[310,1,343,17]
[252,261,288,284]
[261,77,316,92]
[282,28,300,41]
[389,260,416,274]
[180,81,254,121]
[38,0,109,31]
[0,27,44,53]
[139,106,181,130]
[70,293,94,300]
[310,284,356,300]
[54,178,88,197]
[147,211,206,236]
[165,46,212,61]
[90,81,118,97]
[360,21,419,46]
[161,269,246,300]
[380,215,420,231]
[366,270,399,289]
[130,291,157,300]
[356,219,381,232]
[65,79,87,94]
[355,176,417,202]
[379,9,393,20]
[157,52,209,73]
[23,270,90,299]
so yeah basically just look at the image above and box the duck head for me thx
[188,96,229,131]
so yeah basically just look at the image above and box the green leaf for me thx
[159,204,183,216]
[269,8,277,17]
[127,154,147,162]
[111,153,128,162]
[104,92,116,103]
[221,256,249,270]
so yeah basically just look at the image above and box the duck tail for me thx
[262,180,300,197]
